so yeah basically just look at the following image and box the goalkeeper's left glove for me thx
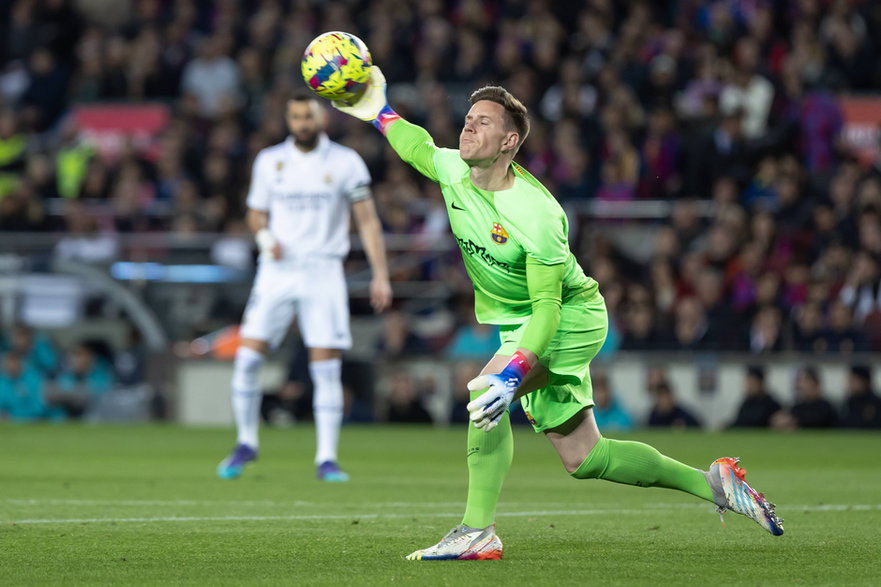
[332,66,401,134]
[466,352,532,431]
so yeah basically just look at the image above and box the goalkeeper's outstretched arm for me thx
[333,67,439,182]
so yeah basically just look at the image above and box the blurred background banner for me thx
[838,95,881,166]
[72,103,170,162]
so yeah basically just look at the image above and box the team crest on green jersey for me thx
[491,222,508,244]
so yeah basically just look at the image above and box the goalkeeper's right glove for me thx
[332,66,401,134]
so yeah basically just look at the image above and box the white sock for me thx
[310,358,344,465]
[231,346,265,449]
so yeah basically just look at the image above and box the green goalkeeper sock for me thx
[461,400,513,529]
[571,437,714,502]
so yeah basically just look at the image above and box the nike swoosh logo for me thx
[452,202,466,211]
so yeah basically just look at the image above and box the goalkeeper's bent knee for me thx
[570,436,609,479]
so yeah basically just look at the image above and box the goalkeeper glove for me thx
[332,66,401,134]
[466,351,532,431]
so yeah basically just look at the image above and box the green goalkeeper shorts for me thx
[497,290,608,432]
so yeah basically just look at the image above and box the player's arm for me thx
[333,67,440,182]
[245,153,282,260]
[516,257,564,364]
[467,257,564,430]
[352,197,392,312]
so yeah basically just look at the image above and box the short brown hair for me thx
[469,86,530,151]
[289,89,319,104]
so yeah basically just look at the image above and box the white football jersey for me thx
[246,134,371,260]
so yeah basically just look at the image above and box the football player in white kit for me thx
[218,92,392,481]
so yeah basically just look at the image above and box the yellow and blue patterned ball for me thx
[301,31,372,103]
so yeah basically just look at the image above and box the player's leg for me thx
[549,406,783,534]
[308,347,347,481]
[548,406,715,499]
[301,261,351,482]
[462,354,546,529]
[232,338,269,448]
[219,267,297,479]
[405,355,548,561]
[526,294,780,534]
[530,293,715,499]
[217,337,268,479]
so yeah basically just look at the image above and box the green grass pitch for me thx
[2,423,879,585]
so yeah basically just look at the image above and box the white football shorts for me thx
[240,257,352,350]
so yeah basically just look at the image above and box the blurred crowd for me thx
[592,362,881,431]
[5,319,880,428]
[225,339,881,429]
[3,0,881,383]
[0,323,150,421]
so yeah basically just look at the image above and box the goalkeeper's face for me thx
[286,99,325,150]
[459,101,519,167]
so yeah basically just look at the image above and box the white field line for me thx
[4,499,465,508]
[3,502,880,526]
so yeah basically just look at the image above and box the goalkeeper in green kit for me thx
[333,66,784,560]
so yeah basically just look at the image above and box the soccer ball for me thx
[301,31,372,103]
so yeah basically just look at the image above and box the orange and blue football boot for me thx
[405,524,503,560]
[707,457,784,536]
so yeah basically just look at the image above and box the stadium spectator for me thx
[728,240,765,313]
[670,296,719,351]
[591,370,634,432]
[375,309,432,360]
[647,256,678,317]
[744,304,785,353]
[113,326,147,387]
[719,37,774,139]
[0,180,37,230]
[691,267,731,344]
[841,365,881,429]
[4,324,60,379]
[380,371,433,424]
[619,297,663,351]
[791,301,832,353]
[0,351,48,421]
[20,47,70,131]
[730,365,782,428]
[638,104,682,200]
[772,366,838,430]
[24,152,58,201]
[684,107,749,198]
[839,251,881,324]
[47,342,114,419]
[826,300,869,353]
[55,122,96,199]
[180,36,241,119]
[781,56,844,173]
[646,379,702,429]
[0,109,26,198]
[444,315,501,362]
[53,200,119,264]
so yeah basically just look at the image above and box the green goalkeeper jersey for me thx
[387,120,597,334]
